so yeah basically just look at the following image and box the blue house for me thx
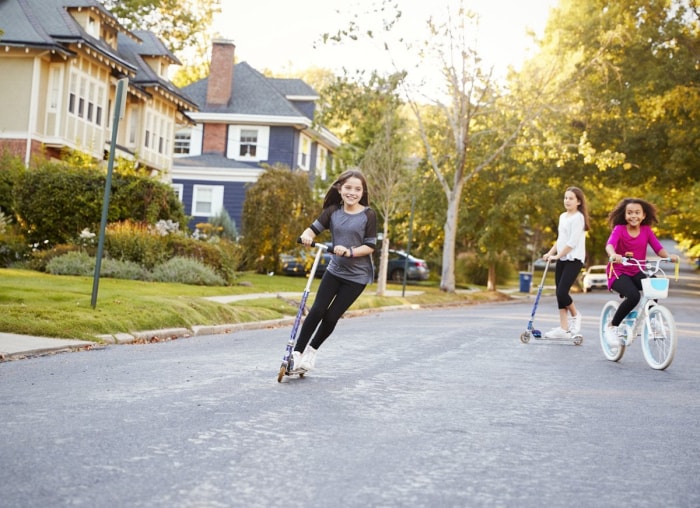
[172,39,341,232]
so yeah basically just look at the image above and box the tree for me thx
[240,165,316,274]
[522,0,699,256]
[317,71,414,292]
[101,0,221,86]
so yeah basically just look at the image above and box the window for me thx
[174,131,191,154]
[67,71,105,127]
[316,146,328,181]
[298,134,311,170]
[192,185,224,217]
[226,125,268,161]
[239,129,258,157]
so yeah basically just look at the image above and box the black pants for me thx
[294,271,366,352]
[554,259,583,309]
[610,272,645,326]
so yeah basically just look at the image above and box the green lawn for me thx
[0,268,512,342]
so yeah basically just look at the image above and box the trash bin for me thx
[519,272,533,293]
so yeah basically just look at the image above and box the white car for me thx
[582,265,608,293]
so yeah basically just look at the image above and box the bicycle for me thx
[599,256,679,370]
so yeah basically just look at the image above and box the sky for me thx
[212,0,559,79]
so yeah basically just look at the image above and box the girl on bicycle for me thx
[604,198,679,347]
[293,169,377,371]
[542,186,590,339]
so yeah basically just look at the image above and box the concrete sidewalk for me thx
[0,290,426,362]
[0,332,98,361]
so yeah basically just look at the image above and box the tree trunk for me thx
[375,219,390,296]
[487,262,496,291]
[440,191,461,293]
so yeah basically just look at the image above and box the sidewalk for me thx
[0,290,426,362]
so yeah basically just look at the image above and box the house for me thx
[0,0,197,176]
[172,39,341,232]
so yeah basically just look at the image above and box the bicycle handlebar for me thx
[615,256,678,280]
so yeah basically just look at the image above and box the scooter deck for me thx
[521,330,583,345]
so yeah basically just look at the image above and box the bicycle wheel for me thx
[600,300,625,362]
[641,305,677,370]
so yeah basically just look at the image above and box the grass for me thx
[0,268,514,342]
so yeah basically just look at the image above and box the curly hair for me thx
[607,198,659,227]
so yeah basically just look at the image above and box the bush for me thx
[167,235,243,284]
[150,256,226,286]
[99,258,151,280]
[104,221,169,270]
[456,251,514,287]
[45,251,93,276]
[0,151,25,217]
[26,244,80,272]
[14,163,187,246]
[0,224,31,268]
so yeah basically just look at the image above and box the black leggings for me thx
[294,271,366,352]
[554,259,583,309]
[610,272,645,327]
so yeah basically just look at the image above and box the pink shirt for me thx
[606,225,664,289]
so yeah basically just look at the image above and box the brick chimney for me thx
[206,39,235,106]
[203,39,235,155]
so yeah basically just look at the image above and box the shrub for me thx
[167,235,243,284]
[46,251,94,276]
[14,163,187,246]
[0,151,25,217]
[456,251,514,287]
[0,224,31,268]
[150,256,226,286]
[99,258,150,280]
[104,221,169,270]
[27,244,80,272]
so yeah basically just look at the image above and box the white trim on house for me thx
[186,113,312,128]
[171,166,261,183]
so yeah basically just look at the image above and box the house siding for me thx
[267,126,297,168]
[176,178,250,232]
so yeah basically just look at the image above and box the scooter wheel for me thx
[520,331,531,344]
[572,335,583,346]
[277,365,286,383]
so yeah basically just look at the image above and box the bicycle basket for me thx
[641,277,669,299]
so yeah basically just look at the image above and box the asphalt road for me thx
[1,268,699,507]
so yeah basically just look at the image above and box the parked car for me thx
[279,244,331,278]
[376,249,430,282]
[581,264,608,292]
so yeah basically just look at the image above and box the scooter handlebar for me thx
[297,237,328,251]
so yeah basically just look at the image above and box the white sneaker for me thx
[299,346,317,371]
[544,327,571,339]
[290,351,303,371]
[570,313,583,335]
[604,326,622,347]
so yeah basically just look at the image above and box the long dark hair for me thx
[607,198,659,227]
[322,169,369,208]
[567,186,591,231]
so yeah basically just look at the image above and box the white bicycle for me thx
[599,257,679,370]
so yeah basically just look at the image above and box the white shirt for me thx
[556,211,586,262]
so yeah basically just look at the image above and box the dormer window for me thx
[86,16,98,38]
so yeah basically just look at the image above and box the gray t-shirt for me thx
[311,205,377,284]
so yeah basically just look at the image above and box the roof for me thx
[0,0,196,111]
[0,0,132,67]
[182,62,316,119]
